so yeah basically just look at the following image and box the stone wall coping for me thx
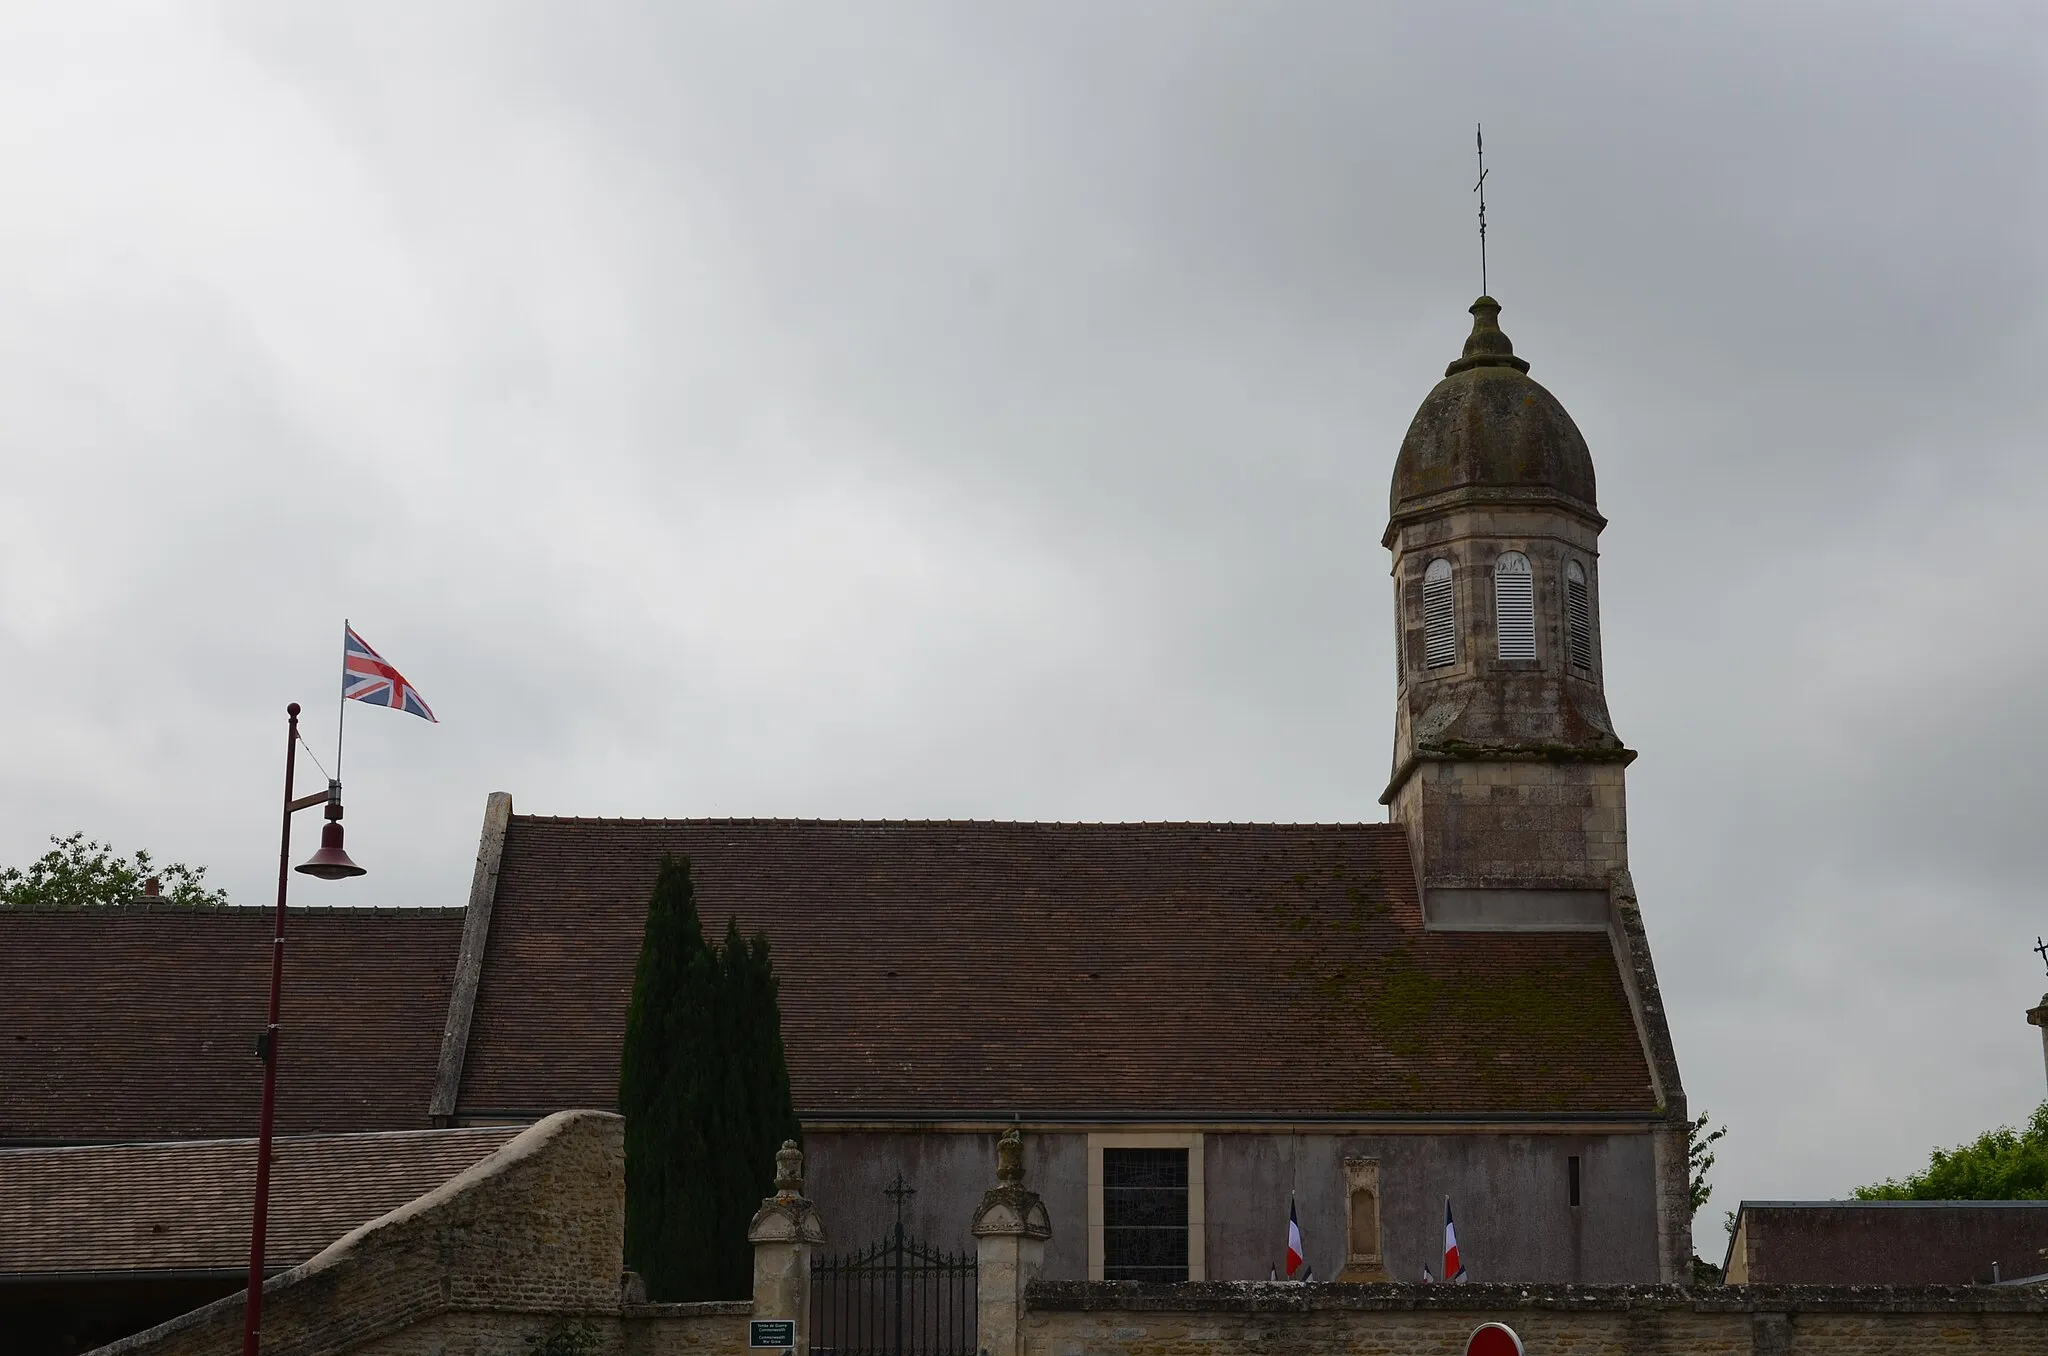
[1024,1279,2048,1315]
[622,1300,756,1318]
[89,1109,626,1356]
[301,1108,617,1275]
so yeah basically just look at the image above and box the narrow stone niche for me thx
[1338,1156,1390,1282]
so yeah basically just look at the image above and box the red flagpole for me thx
[242,702,300,1356]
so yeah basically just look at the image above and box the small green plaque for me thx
[750,1320,797,1348]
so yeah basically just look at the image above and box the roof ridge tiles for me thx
[0,903,463,917]
[511,814,1401,830]
[0,1124,519,1157]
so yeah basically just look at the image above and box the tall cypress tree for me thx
[619,855,716,1297]
[710,919,800,1295]
[619,854,800,1300]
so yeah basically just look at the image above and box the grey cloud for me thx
[0,1,2042,1257]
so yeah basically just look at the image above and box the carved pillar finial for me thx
[775,1139,804,1196]
[997,1127,1025,1186]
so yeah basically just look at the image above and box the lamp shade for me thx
[297,820,366,880]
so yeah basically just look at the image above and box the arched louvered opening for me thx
[1565,560,1593,671]
[1494,551,1536,661]
[1421,558,1457,669]
[1393,580,1405,677]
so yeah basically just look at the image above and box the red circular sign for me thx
[1465,1323,1524,1356]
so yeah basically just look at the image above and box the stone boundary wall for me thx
[89,1111,751,1356]
[1024,1280,2048,1356]
[79,1114,2048,1356]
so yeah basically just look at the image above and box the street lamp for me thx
[242,702,365,1356]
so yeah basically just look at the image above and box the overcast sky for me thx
[2,2,2043,1259]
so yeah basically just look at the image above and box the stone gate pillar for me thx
[749,1139,825,1355]
[972,1128,1052,1356]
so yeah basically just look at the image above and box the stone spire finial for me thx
[1445,296,1532,376]
[775,1139,804,1198]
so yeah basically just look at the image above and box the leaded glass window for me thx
[1102,1148,1189,1282]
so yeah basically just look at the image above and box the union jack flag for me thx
[343,626,436,722]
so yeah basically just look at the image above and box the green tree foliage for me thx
[1855,1102,2048,1200]
[0,833,228,908]
[619,854,799,1300]
[1683,1111,1732,1285]
[1688,1108,1728,1213]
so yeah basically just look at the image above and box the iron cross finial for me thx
[1473,123,1490,298]
[2034,935,2047,975]
[884,1172,917,1226]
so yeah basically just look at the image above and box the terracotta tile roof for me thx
[0,1125,522,1275]
[458,818,1657,1120]
[0,905,464,1144]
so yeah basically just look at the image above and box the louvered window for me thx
[1421,558,1456,669]
[1393,580,1404,676]
[1494,551,1536,661]
[1566,560,1593,671]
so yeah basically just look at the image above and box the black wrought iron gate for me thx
[809,1175,975,1356]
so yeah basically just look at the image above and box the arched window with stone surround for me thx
[1421,558,1457,669]
[1494,551,1536,661]
[1565,559,1593,671]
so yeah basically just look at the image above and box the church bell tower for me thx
[1382,296,1634,928]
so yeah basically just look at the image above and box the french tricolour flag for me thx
[1443,1199,1467,1283]
[1285,1195,1303,1278]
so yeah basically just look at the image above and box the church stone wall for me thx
[804,1130,1090,1277]
[1204,1130,1656,1284]
[806,1127,1659,1285]
[1390,758,1627,892]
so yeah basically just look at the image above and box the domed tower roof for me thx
[1386,297,1599,537]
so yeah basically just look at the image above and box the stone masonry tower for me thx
[1382,297,1634,928]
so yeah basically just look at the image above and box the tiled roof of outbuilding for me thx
[457,817,1658,1121]
[0,905,464,1144]
[0,1125,522,1275]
